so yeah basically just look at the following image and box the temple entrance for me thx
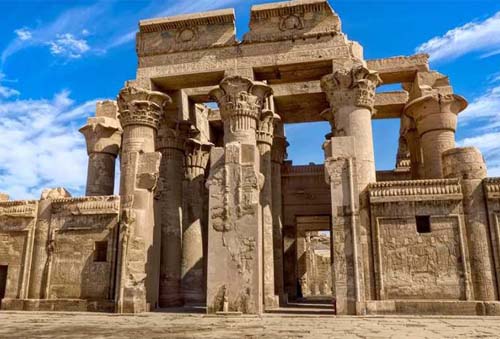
[295,216,332,302]
[0,265,8,306]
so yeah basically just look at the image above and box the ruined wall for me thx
[47,196,120,301]
[0,195,120,311]
[369,179,470,301]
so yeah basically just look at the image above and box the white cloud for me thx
[416,11,500,62]
[48,33,90,59]
[15,28,32,41]
[0,90,100,199]
[458,76,500,177]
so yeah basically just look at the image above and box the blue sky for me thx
[0,0,499,199]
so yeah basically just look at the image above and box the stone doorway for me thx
[295,216,332,303]
[0,265,7,306]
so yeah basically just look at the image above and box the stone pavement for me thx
[1,311,500,339]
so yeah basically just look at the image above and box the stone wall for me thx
[369,179,470,301]
[0,194,120,312]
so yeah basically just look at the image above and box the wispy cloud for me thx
[458,76,500,176]
[0,89,100,199]
[416,11,500,62]
[49,33,90,59]
[1,2,109,64]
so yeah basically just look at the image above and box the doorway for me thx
[0,265,8,305]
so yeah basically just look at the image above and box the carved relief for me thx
[279,14,304,31]
[117,86,171,130]
[377,217,464,300]
[176,27,198,43]
[321,65,381,115]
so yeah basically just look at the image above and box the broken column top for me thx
[96,100,119,119]
[0,193,9,202]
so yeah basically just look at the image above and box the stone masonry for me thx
[1,0,500,318]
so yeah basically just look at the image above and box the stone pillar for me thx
[155,121,190,307]
[321,65,381,306]
[116,86,170,313]
[28,188,71,299]
[206,76,272,314]
[321,65,380,193]
[405,93,467,179]
[401,114,423,179]
[443,147,498,300]
[271,121,287,304]
[0,193,9,201]
[79,101,122,196]
[257,109,280,309]
[181,138,212,305]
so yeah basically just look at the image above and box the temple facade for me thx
[1,0,500,316]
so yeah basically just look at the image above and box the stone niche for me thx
[369,179,469,301]
[46,196,120,303]
[137,9,237,57]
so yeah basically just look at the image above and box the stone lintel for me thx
[367,54,430,84]
[139,9,235,33]
[186,82,408,123]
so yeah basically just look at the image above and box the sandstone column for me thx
[321,65,380,312]
[405,93,467,179]
[79,101,122,196]
[116,86,170,313]
[321,65,380,193]
[400,114,423,179]
[155,121,190,307]
[181,138,212,305]
[443,147,498,301]
[206,76,272,314]
[257,109,280,309]
[271,121,287,304]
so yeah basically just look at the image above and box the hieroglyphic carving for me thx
[376,216,464,300]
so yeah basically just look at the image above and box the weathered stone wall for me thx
[0,200,38,301]
[369,179,471,301]
[0,195,120,311]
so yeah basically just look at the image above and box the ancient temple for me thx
[1,0,500,316]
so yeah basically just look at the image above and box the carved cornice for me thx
[209,76,272,135]
[117,86,172,130]
[484,178,500,200]
[369,178,463,203]
[79,117,122,156]
[404,93,467,136]
[257,110,280,146]
[184,138,213,180]
[0,200,38,218]
[321,65,382,114]
[51,196,120,216]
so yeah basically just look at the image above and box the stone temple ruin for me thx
[1,0,500,316]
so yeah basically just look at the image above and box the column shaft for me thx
[86,153,116,196]
[421,129,455,179]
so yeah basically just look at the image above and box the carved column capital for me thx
[117,86,172,130]
[209,76,273,143]
[156,121,191,152]
[404,93,467,137]
[257,110,281,146]
[321,65,381,113]
[395,136,411,171]
[184,139,213,180]
[79,117,122,156]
